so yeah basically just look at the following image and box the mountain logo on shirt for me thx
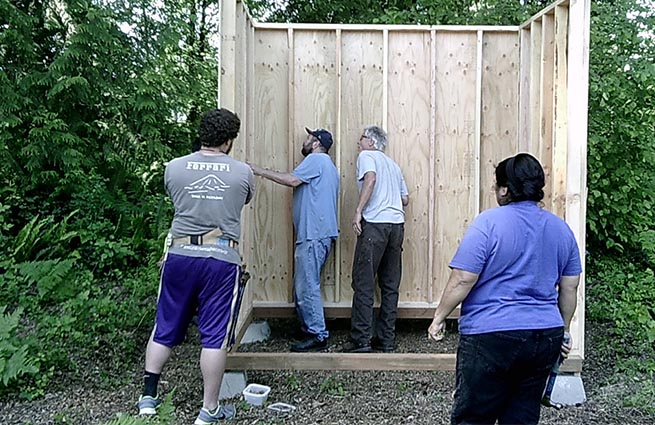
[185,175,230,200]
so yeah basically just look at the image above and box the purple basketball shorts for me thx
[153,253,239,349]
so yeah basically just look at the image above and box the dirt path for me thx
[1,320,653,424]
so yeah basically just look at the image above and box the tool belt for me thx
[169,228,238,249]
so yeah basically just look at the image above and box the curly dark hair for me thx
[198,108,241,147]
[495,153,545,202]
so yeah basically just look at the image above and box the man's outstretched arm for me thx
[249,163,302,187]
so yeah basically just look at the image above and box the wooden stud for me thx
[566,0,591,361]
[475,30,483,213]
[519,0,569,29]
[335,29,342,303]
[255,23,519,32]
[529,20,542,154]
[252,304,460,319]
[551,6,569,218]
[287,28,295,304]
[519,27,531,152]
[540,14,555,209]
[383,29,389,130]
[428,29,437,304]
[227,352,582,372]
[219,0,237,110]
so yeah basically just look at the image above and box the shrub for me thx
[587,255,655,371]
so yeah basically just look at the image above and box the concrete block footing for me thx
[219,371,248,400]
[241,320,271,344]
[551,374,586,406]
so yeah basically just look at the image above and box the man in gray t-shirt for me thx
[137,108,254,423]
[344,125,409,354]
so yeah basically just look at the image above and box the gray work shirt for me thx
[164,151,255,264]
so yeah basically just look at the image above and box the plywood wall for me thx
[222,0,588,359]
[242,24,523,309]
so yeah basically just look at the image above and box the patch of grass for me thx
[285,374,300,391]
[105,393,175,425]
[319,376,346,397]
[623,374,655,415]
[396,381,410,394]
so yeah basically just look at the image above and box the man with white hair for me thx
[344,125,409,353]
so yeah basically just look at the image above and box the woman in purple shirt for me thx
[428,153,582,424]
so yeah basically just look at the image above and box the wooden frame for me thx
[220,0,591,372]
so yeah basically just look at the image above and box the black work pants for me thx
[350,220,404,346]
[451,327,564,425]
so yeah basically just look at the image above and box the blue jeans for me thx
[451,327,563,424]
[294,238,333,341]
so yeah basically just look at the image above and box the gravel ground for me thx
[1,319,653,424]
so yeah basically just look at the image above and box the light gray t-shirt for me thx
[356,150,408,224]
[164,152,255,264]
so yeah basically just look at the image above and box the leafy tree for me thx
[245,0,551,25]
[586,0,655,260]
[0,0,223,395]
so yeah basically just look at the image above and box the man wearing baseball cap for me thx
[249,127,339,352]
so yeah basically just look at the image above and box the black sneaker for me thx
[341,341,372,353]
[291,328,312,342]
[371,337,394,353]
[290,337,328,352]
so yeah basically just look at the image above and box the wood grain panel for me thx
[529,20,543,155]
[433,31,479,300]
[480,32,521,211]
[338,30,385,303]
[387,31,432,303]
[551,6,569,218]
[539,14,555,209]
[292,30,339,301]
[251,29,293,302]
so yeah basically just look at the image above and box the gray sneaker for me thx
[194,404,236,424]
[137,395,161,415]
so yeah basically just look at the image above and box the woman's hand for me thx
[561,331,572,358]
[428,318,446,342]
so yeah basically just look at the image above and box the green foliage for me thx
[586,0,655,257]
[319,376,346,396]
[286,374,301,391]
[246,0,549,25]
[0,307,38,389]
[0,0,220,397]
[623,374,655,415]
[587,256,655,371]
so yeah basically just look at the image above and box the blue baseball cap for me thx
[305,127,333,151]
